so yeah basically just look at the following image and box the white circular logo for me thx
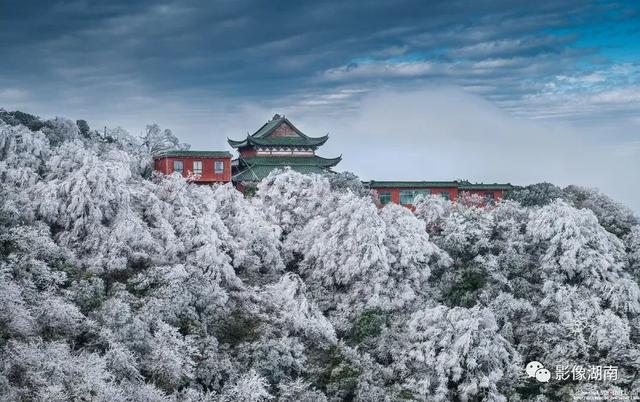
[535,368,551,383]
[526,361,550,382]
[526,361,544,378]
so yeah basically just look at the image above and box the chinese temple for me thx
[228,114,342,184]
[152,113,513,207]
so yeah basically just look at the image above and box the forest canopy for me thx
[1,109,639,401]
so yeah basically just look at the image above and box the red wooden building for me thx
[367,181,513,207]
[153,150,233,183]
[150,115,514,207]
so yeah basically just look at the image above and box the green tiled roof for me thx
[233,165,328,182]
[232,154,341,182]
[228,114,330,149]
[251,115,307,138]
[366,180,513,190]
[154,150,232,158]
[228,135,328,148]
[458,182,513,190]
[240,155,341,168]
[252,118,285,138]
[368,181,460,188]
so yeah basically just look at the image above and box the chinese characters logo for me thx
[554,365,618,382]
[526,361,618,383]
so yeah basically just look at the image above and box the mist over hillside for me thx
[1,110,639,401]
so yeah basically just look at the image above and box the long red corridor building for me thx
[367,181,512,206]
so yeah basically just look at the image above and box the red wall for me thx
[372,187,505,207]
[154,156,232,183]
[458,190,505,202]
[373,187,459,206]
[239,149,258,158]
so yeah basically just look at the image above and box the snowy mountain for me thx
[1,110,639,401]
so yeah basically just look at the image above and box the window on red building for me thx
[400,189,429,204]
[440,191,450,200]
[193,160,202,175]
[485,191,495,204]
[215,160,224,174]
[379,191,391,205]
[173,160,183,174]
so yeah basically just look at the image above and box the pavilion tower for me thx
[228,114,341,184]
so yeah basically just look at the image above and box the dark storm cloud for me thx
[0,0,622,99]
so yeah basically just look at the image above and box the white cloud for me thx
[0,88,29,102]
[555,73,606,84]
[471,58,524,69]
[322,60,435,80]
[288,86,640,213]
[591,87,640,104]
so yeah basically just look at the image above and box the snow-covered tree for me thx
[379,203,450,309]
[285,191,390,329]
[212,184,284,281]
[278,378,328,402]
[563,185,638,237]
[221,369,272,402]
[505,182,565,207]
[626,226,640,280]
[385,305,520,402]
[413,193,453,235]
[141,123,188,157]
[328,171,371,198]
[254,169,333,235]
[0,340,125,401]
[526,200,640,313]
[2,112,640,401]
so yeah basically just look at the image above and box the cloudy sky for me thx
[1,1,639,210]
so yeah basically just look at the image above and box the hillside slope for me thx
[1,111,639,401]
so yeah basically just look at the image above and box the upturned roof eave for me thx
[250,135,328,147]
[227,134,328,148]
[238,155,342,168]
[227,137,247,148]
